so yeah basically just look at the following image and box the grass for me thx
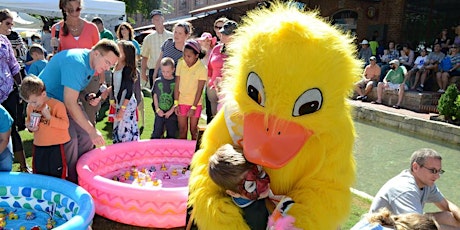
[13,92,370,229]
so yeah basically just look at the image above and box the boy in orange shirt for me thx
[19,75,71,179]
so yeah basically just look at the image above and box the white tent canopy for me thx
[0,0,125,32]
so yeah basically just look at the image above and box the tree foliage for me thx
[437,84,460,121]
[122,0,163,18]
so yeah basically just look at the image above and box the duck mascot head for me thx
[188,2,362,229]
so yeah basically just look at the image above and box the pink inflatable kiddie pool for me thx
[76,139,196,228]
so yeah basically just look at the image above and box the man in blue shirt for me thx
[39,39,119,183]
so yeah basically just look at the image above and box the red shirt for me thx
[207,44,227,88]
[51,20,100,50]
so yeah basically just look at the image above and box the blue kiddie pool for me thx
[0,172,95,230]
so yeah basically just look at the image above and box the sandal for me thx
[392,105,401,109]
[371,101,381,105]
[19,166,32,173]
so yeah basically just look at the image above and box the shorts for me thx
[177,104,202,118]
[385,82,408,91]
[0,142,13,171]
[33,144,67,179]
[356,79,377,88]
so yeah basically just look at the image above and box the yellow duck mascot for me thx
[188,2,362,229]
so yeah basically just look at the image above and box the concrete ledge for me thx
[352,105,460,145]
[364,89,441,113]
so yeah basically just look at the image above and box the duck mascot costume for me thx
[188,2,362,229]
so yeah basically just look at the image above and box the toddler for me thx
[19,75,70,178]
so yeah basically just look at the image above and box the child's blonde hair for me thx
[29,44,45,56]
[161,57,175,68]
[19,75,46,100]
[367,208,439,230]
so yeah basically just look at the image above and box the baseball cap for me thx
[196,32,217,46]
[389,59,400,66]
[360,39,369,45]
[220,20,238,35]
[369,56,376,61]
[149,10,163,18]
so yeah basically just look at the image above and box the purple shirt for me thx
[0,35,20,103]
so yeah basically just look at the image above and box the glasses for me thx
[101,54,115,67]
[3,21,14,26]
[214,26,222,29]
[421,165,445,175]
[67,7,82,14]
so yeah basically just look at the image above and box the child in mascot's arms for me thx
[207,144,297,230]
[187,1,362,229]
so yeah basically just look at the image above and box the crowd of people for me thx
[0,0,240,182]
[354,27,460,109]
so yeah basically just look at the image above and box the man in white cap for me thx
[372,59,408,109]
[140,10,173,88]
[358,39,372,66]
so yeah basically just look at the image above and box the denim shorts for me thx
[0,140,13,171]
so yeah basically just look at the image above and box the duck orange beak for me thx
[243,113,313,169]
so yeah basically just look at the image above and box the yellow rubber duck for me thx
[0,217,5,228]
[188,2,361,229]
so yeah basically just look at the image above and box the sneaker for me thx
[361,95,368,102]
[416,86,423,92]
[392,104,401,109]
[355,95,363,100]
[437,89,445,93]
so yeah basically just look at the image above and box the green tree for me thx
[122,0,172,18]
[437,84,460,121]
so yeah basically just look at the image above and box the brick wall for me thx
[130,0,408,45]
[308,0,406,44]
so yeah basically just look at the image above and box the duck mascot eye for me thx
[188,2,362,229]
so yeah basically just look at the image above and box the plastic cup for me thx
[29,112,42,129]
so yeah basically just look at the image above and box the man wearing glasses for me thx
[370,148,460,229]
[39,39,119,183]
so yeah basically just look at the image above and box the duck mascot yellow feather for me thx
[188,2,362,229]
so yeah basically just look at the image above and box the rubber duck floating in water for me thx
[188,2,361,229]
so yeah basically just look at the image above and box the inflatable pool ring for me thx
[77,139,196,228]
[0,172,95,230]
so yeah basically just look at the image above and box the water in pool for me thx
[104,163,191,188]
[353,120,459,212]
[0,206,65,230]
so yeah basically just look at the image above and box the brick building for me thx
[132,0,459,49]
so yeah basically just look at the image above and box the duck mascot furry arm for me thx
[188,2,362,229]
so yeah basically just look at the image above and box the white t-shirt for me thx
[413,56,427,69]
